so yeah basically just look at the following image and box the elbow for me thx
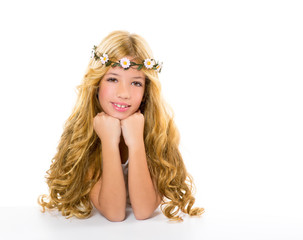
[106,214,126,222]
[96,206,126,222]
[133,209,154,221]
[103,211,126,222]
[133,198,161,220]
[135,214,151,221]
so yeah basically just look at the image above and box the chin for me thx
[107,111,132,120]
[102,106,139,120]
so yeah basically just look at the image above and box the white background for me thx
[0,0,302,239]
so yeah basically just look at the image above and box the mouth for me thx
[111,102,131,112]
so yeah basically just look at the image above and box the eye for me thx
[132,81,143,87]
[107,77,118,82]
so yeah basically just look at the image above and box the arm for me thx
[128,141,162,220]
[90,143,126,222]
[89,112,126,222]
[121,112,162,220]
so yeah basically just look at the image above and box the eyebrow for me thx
[106,72,145,80]
[106,73,120,76]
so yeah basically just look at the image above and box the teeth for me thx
[114,103,129,108]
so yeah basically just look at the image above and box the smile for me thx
[113,103,129,108]
[111,102,131,112]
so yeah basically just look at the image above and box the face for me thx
[98,64,146,120]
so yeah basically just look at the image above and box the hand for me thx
[93,112,121,146]
[121,111,145,148]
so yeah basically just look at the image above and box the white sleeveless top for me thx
[121,160,131,205]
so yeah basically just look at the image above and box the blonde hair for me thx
[38,30,204,221]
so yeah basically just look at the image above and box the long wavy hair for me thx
[38,30,204,221]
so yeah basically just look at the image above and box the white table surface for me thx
[0,206,302,240]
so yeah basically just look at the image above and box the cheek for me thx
[98,85,112,102]
[131,89,145,105]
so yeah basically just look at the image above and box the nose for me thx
[117,82,130,99]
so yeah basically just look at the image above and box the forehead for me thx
[105,66,145,79]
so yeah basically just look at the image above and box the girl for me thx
[38,30,204,222]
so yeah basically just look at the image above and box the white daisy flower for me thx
[91,49,95,59]
[120,57,131,68]
[100,53,109,64]
[155,62,163,72]
[144,59,154,69]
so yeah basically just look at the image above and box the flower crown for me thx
[91,45,163,73]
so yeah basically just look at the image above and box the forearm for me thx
[128,141,161,220]
[98,143,126,220]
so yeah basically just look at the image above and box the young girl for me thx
[38,30,204,222]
